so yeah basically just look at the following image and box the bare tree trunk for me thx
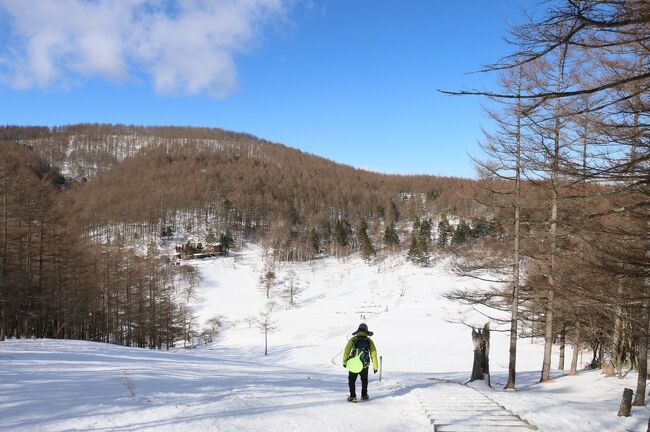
[634,316,648,401]
[541,44,567,384]
[558,322,566,371]
[470,322,491,386]
[126,263,132,347]
[0,305,5,342]
[0,160,6,341]
[541,175,558,382]
[614,279,625,378]
[598,338,605,366]
[570,321,580,376]
[634,107,648,406]
[106,249,111,344]
[1,159,6,277]
[633,215,650,406]
[506,81,522,390]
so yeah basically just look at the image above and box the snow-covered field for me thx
[1,247,648,431]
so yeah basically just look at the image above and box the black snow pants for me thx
[348,367,368,397]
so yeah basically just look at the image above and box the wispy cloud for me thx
[0,0,285,97]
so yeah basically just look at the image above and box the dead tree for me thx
[255,304,278,356]
[470,322,491,386]
[618,388,633,417]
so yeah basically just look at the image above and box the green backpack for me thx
[346,336,371,373]
[346,352,364,373]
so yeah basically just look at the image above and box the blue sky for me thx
[0,1,534,178]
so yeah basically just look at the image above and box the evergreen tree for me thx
[437,216,451,249]
[470,218,492,238]
[419,217,432,252]
[219,231,234,254]
[286,204,300,226]
[383,223,400,249]
[335,219,350,247]
[310,228,321,255]
[413,216,421,232]
[419,218,432,240]
[160,225,174,239]
[321,222,332,247]
[358,220,375,260]
[452,220,471,245]
[407,233,424,264]
[418,237,430,266]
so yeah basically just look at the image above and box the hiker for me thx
[342,323,378,402]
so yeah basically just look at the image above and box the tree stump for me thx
[602,359,616,377]
[618,387,633,417]
[469,322,491,386]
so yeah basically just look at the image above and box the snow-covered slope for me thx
[1,247,648,431]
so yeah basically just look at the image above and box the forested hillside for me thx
[0,125,488,347]
[2,124,485,259]
[0,140,185,347]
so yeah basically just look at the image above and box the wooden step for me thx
[416,382,537,431]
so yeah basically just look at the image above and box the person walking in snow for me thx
[342,323,378,402]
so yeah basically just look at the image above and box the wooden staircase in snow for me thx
[415,381,537,432]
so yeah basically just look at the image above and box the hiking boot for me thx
[347,396,357,402]
[361,394,369,400]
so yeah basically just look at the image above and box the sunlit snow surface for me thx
[1,247,648,431]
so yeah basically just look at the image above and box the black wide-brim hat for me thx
[352,323,373,336]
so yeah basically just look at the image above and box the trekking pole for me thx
[379,356,383,381]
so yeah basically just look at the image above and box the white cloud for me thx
[0,0,285,96]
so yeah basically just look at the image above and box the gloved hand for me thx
[373,369,378,374]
